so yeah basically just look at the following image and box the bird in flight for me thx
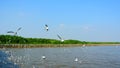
[7,27,22,36]
[57,34,64,42]
[45,24,49,31]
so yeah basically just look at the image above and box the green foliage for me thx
[64,39,82,44]
[0,35,27,44]
[0,35,119,45]
[0,35,83,44]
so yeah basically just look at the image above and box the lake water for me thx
[0,45,120,68]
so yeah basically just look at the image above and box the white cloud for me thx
[81,24,94,32]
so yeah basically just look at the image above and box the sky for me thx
[0,0,120,42]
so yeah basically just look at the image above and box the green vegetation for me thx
[0,35,83,44]
[0,35,120,48]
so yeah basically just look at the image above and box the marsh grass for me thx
[0,44,120,48]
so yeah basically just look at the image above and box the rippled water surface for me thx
[0,45,120,68]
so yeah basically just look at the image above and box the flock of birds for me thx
[7,24,64,42]
[5,24,85,68]
[45,25,84,65]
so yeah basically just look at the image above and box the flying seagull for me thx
[7,27,22,35]
[14,27,22,35]
[57,34,64,42]
[45,24,49,31]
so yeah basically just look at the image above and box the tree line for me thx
[0,35,120,45]
[0,35,84,44]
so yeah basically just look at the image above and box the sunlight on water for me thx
[0,45,120,68]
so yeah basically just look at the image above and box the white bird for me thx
[42,56,46,59]
[74,58,78,62]
[7,27,22,36]
[45,24,49,31]
[57,34,64,42]
[15,27,22,35]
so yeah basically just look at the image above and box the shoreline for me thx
[0,44,120,48]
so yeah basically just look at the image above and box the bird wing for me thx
[17,27,22,31]
[7,31,14,33]
[57,34,62,40]
[45,24,48,27]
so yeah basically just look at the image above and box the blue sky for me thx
[0,0,120,42]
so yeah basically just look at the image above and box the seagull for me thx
[57,34,64,42]
[7,27,22,36]
[74,57,78,62]
[45,24,49,31]
[74,57,82,63]
[15,27,22,35]
[41,56,46,59]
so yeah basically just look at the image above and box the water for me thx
[0,45,120,68]
[0,50,19,68]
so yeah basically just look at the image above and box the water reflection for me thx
[0,45,120,68]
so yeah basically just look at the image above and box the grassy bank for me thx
[0,44,120,48]
[0,44,82,48]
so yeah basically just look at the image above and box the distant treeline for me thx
[0,35,120,45]
[0,35,84,44]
